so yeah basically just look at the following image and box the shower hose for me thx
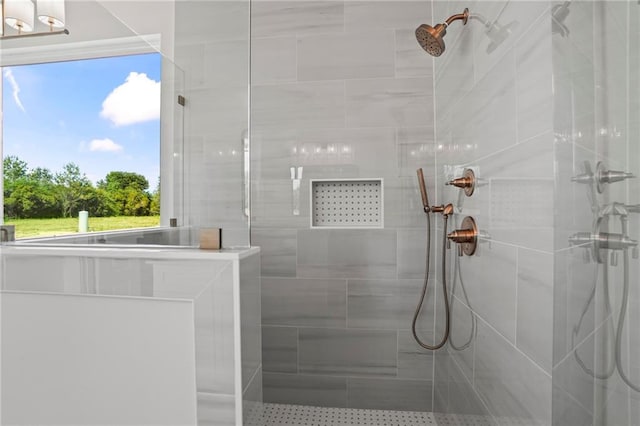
[572,220,639,392]
[449,252,476,351]
[412,213,451,350]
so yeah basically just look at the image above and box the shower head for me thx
[415,8,469,57]
[415,24,447,57]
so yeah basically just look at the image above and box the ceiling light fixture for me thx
[2,0,68,39]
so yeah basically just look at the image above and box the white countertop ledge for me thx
[0,244,260,260]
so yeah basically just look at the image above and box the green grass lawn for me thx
[4,216,160,239]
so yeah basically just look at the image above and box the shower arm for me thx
[444,9,469,27]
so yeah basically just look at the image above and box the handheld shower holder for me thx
[430,203,455,217]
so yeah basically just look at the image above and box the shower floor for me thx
[255,403,496,426]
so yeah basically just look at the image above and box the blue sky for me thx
[3,52,161,189]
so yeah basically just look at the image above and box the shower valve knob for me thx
[446,168,476,196]
[447,216,478,256]
[595,162,636,193]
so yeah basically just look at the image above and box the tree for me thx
[97,171,151,216]
[150,179,160,216]
[54,163,94,217]
[98,171,149,192]
[3,156,28,183]
[3,157,155,219]
[3,157,59,218]
[29,167,54,183]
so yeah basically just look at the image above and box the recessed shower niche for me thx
[310,179,383,228]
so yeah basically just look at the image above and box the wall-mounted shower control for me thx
[446,168,476,196]
[569,216,639,264]
[447,216,478,256]
[595,162,635,193]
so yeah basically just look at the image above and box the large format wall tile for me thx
[397,228,430,279]
[397,330,434,381]
[396,29,435,78]
[253,126,398,179]
[457,241,517,344]
[347,279,425,330]
[251,229,297,277]
[263,372,347,408]
[447,294,475,384]
[252,81,345,129]
[433,352,488,416]
[347,377,432,412]
[251,1,344,38]
[474,318,552,423]
[298,328,397,377]
[396,126,436,178]
[344,1,429,31]
[297,31,395,81]
[251,37,297,85]
[262,326,298,374]
[176,1,249,45]
[517,248,553,374]
[346,78,432,128]
[262,278,346,327]
[515,11,553,143]
[240,255,262,392]
[297,229,397,279]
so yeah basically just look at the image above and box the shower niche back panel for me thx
[311,179,383,229]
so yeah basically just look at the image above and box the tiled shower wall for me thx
[250,1,440,411]
[432,1,554,424]
[552,2,640,425]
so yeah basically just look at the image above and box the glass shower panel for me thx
[552,2,640,425]
[250,0,436,412]
[175,0,251,248]
[99,0,252,247]
[595,1,640,425]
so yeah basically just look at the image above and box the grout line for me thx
[473,311,551,380]
[345,279,349,329]
[513,38,520,145]
[472,310,477,387]
[514,247,519,347]
[553,315,613,371]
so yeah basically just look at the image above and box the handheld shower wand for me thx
[417,168,430,213]
[412,169,453,350]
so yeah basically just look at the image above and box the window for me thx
[2,52,162,239]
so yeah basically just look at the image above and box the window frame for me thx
[0,34,179,232]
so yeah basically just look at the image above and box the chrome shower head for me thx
[415,8,469,57]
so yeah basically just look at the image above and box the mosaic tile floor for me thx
[254,403,497,426]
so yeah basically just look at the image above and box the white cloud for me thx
[3,68,26,113]
[88,138,123,153]
[100,72,160,126]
